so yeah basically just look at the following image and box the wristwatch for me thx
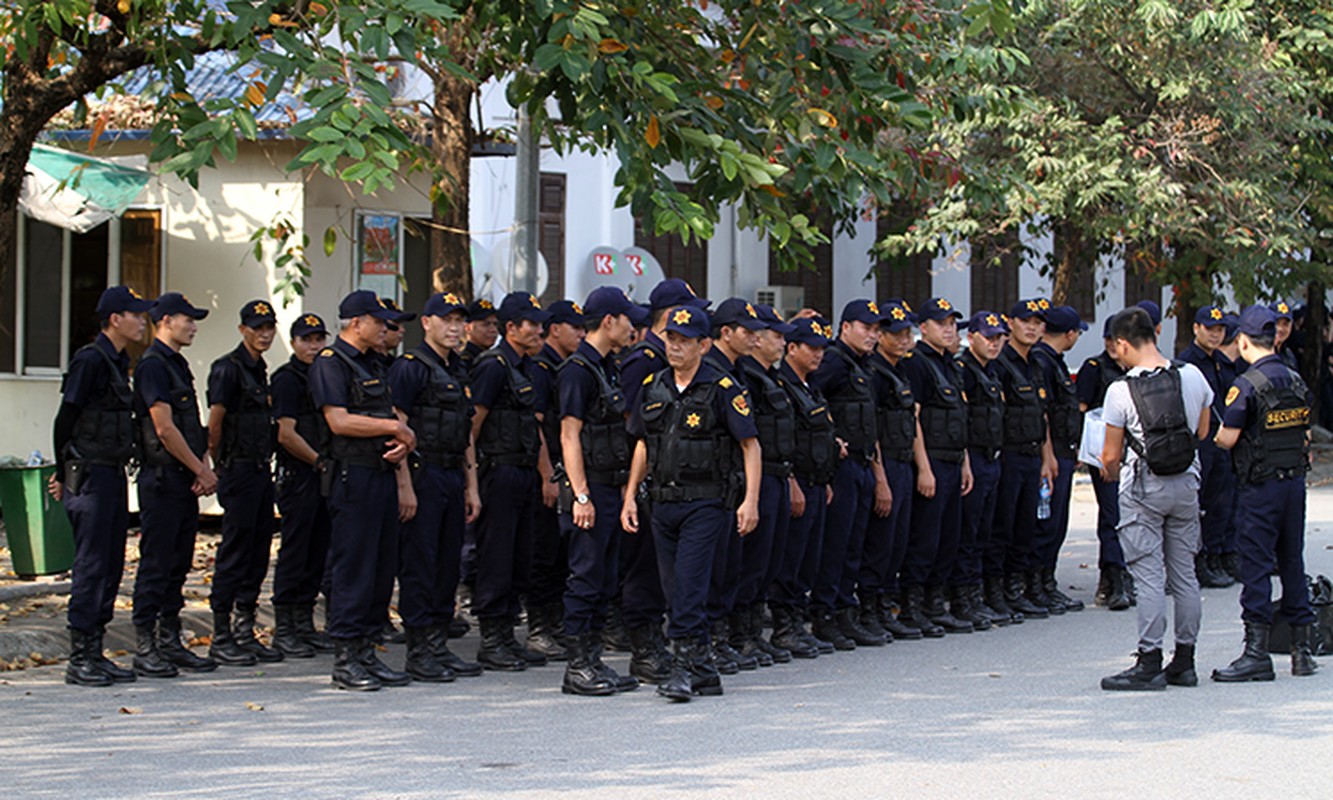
[575,492,590,505]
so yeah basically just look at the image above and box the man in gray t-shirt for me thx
[1099,308,1212,691]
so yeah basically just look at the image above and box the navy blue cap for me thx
[338,290,405,322]
[423,292,468,318]
[1102,316,1115,339]
[466,298,497,321]
[290,313,328,338]
[1238,304,1277,338]
[240,299,277,328]
[840,299,889,327]
[713,297,766,331]
[1221,312,1240,343]
[584,287,650,326]
[754,304,796,334]
[1045,305,1088,333]
[785,315,833,347]
[917,297,963,322]
[1010,298,1049,320]
[380,298,416,326]
[881,301,914,333]
[96,285,153,318]
[965,310,1008,337]
[663,305,711,339]
[1269,300,1294,321]
[497,292,551,325]
[649,278,710,311]
[1194,305,1226,327]
[545,299,586,327]
[1136,300,1162,326]
[151,291,210,322]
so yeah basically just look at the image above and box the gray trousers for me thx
[1116,466,1203,652]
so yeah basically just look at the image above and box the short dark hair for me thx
[583,313,611,334]
[99,315,113,330]
[711,323,740,339]
[650,306,670,327]
[1108,307,1156,347]
[1243,332,1275,350]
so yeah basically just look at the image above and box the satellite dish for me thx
[621,247,665,301]
[490,236,549,298]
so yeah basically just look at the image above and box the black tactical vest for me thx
[532,347,563,466]
[996,350,1047,454]
[914,348,968,463]
[562,352,631,483]
[326,347,395,469]
[958,351,1004,453]
[65,344,135,465]
[404,346,470,468]
[740,358,796,477]
[1033,346,1080,457]
[641,371,739,502]
[1233,366,1311,484]
[272,360,327,472]
[474,349,541,469]
[822,344,877,459]
[137,350,208,467]
[217,352,274,466]
[867,355,916,462]
[782,371,838,485]
[1083,352,1124,411]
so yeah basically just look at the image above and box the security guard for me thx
[386,292,485,683]
[308,290,415,691]
[988,298,1057,619]
[616,278,710,682]
[461,298,499,373]
[622,305,761,702]
[469,291,553,671]
[1178,305,1239,589]
[1215,311,1244,581]
[899,297,974,634]
[862,301,924,640]
[955,311,1013,628]
[527,299,586,662]
[1075,318,1131,610]
[556,287,647,695]
[809,299,891,649]
[1271,301,1299,371]
[768,317,837,658]
[378,297,413,369]
[1030,305,1086,613]
[270,314,335,657]
[205,300,282,665]
[130,292,218,678]
[1213,304,1319,681]
[52,286,154,686]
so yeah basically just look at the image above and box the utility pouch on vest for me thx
[64,459,88,495]
[320,462,337,498]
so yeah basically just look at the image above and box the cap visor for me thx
[768,321,797,335]
[627,305,651,326]
[187,308,210,320]
[124,298,155,313]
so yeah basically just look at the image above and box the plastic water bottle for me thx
[27,449,44,467]
[1037,479,1052,520]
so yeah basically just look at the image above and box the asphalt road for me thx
[4,484,1333,799]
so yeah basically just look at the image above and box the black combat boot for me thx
[233,606,284,662]
[447,616,470,639]
[1005,573,1048,619]
[837,606,887,646]
[132,623,179,678]
[1042,568,1084,612]
[1196,552,1233,589]
[359,638,410,687]
[428,625,482,677]
[924,586,973,634]
[1164,643,1198,687]
[1095,569,1113,608]
[272,604,316,658]
[1105,567,1133,612]
[731,607,773,666]
[602,599,631,652]
[856,593,892,643]
[712,618,757,671]
[405,627,455,683]
[1290,625,1320,677]
[90,626,136,682]
[689,637,724,697]
[501,619,548,666]
[209,610,258,666]
[627,623,673,682]
[295,603,335,652]
[967,585,1006,628]
[1025,570,1063,616]
[657,640,695,702]
[65,629,112,687]
[524,603,567,662]
[751,604,792,663]
[899,586,945,638]
[769,605,819,659]
[588,632,638,692]
[477,617,526,671]
[984,575,1023,625]
[562,632,617,696]
[331,638,380,691]
[811,607,856,650]
[158,615,217,672]
[1221,552,1241,582]
[379,620,406,645]
[799,608,835,654]
[1101,648,1167,691]
[950,586,991,631]
[1212,622,1276,682]
[879,595,924,640]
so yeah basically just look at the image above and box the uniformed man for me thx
[461,298,499,373]
[378,298,412,368]
[526,299,586,662]
[899,297,975,635]
[51,286,154,686]
[768,316,838,658]
[1213,304,1319,682]
[130,292,218,677]
[955,311,1014,628]
[808,300,891,649]
[1177,305,1238,589]
[1076,318,1131,610]
[1215,311,1244,582]
[862,301,925,640]
[622,305,761,702]
[987,298,1058,619]
[615,278,710,682]
[270,314,335,658]
[469,291,553,671]
[205,300,282,665]
[1030,305,1086,613]
[556,287,647,695]
[308,290,415,690]
[1270,301,1299,372]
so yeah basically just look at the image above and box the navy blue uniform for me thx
[529,343,570,616]
[862,351,915,601]
[270,357,331,607]
[703,347,746,625]
[987,343,1048,578]
[735,355,794,613]
[955,349,1003,587]
[614,332,669,629]
[770,361,835,612]
[1179,341,1238,559]
[1031,341,1079,571]
[1075,350,1126,569]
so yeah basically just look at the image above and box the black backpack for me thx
[1124,365,1196,476]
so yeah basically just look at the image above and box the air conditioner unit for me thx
[755,286,805,319]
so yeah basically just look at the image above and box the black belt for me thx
[420,451,466,469]
[649,483,725,503]
[926,447,966,465]
[481,453,538,469]
[1003,442,1043,457]
[881,447,914,464]
[762,460,792,479]
[969,446,1002,463]
[586,468,629,486]
[338,457,394,472]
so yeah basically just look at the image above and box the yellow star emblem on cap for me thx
[303,315,321,327]
[1026,300,1039,312]
[822,324,833,338]
[891,307,906,321]
[986,314,999,326]
[1278,302,1289,313]
[867,301,880,315]
[746,302,757,317]
[376,297,387,308]
[1210,308,1223,321]
[529,296,541,308]
[808,319,821,334]
[254,302,272,316]
[937,298,951,310]
[1037,298,1050,310]
[444,293,460,305]
[571,303,583,315]
[479,299,493,309]
[129,287,143,299]
[685,412,701,428]
[672,308,692,325]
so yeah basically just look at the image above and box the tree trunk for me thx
[429,71,475,299]
[1049,221,1079,306]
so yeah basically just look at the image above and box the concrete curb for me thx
[0,580,72,604]
[0,629,69,663]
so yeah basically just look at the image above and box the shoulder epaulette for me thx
[319,348,335,358]
[403,353,417,360]
[642,374,654,386]
[718,376,734,389]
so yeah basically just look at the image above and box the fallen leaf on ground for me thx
[118,706,141,715]
[245,702,264,712]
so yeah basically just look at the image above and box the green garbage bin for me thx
[0,464,75,578]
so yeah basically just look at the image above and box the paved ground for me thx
[3,483,1333,798]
